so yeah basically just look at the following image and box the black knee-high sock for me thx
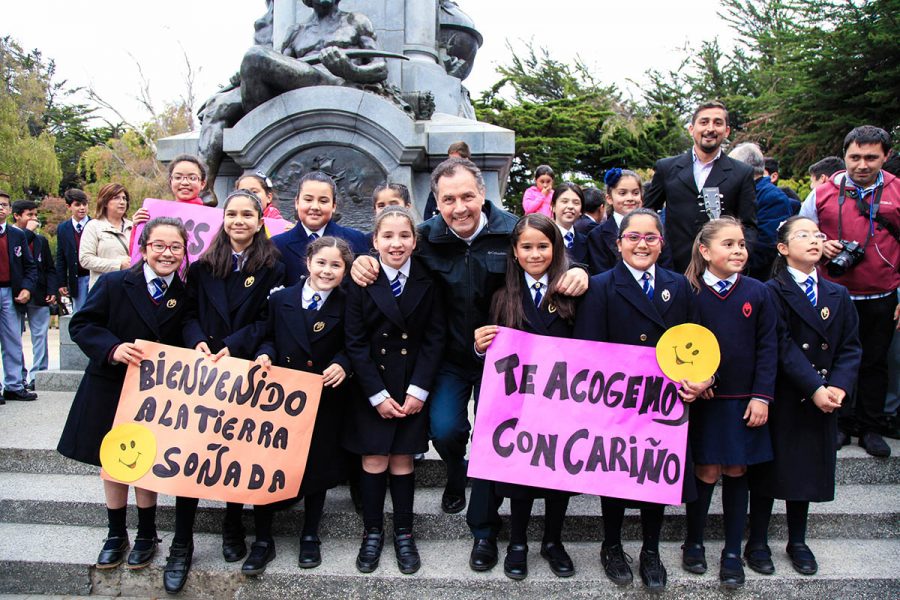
[685,478,716,545]
[360,470,388,531]
[173,497,199,545]
[389,472,416,532]
[786,500,809,544]
[721,475,749,555]
[107,506,127,539]
[601,497,625,548]
[640,505,665,553]
[253,504,274,543]
[509,498,534,545]
[543,496,569,544]
[748,493,774,546]
[302,491,327,537]
[223,502,244,533]
[136,505,157,539]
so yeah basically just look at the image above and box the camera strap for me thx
[837,177,892,249]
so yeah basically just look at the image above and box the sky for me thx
[4,1,737,126]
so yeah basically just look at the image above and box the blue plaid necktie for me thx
[532,282,543,307]
[642,272,654,299]
[564,231,574,250]
[716,280,730,295]
[308,292,321,311]
[804,276,816,306]
[391,273,403,297]
[151,278,167,302]
[308,232,319,242]
[231,254,241,272]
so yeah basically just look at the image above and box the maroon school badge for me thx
[821,307,830,320]
[14,246,21,257]
[742,301,752,318]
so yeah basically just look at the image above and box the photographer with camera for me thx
[799,125,899,457]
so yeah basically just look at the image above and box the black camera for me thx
[826,240,865,277]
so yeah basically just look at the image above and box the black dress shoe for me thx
[393,529,421,574]
[600,543,633,586]
[836,430,851,448]
[241,540,276,576]
[469,537,498,572]
[298,535,322,569]
[719,551,745,589]
[25,381,35,392]
[441,488,466,514]
[503,543,528,580]
[96,536,129,569]
[3,388,36,401]
[859,432,891,457]
[744,542,775,575]
[786,542,818,575]
[222,527,247,562]
[126,537,160,570]
[540,541,574,577]
[356,529,384,573]
[639,548,667,592]
[163,541,193,594]
[681,542,707,574]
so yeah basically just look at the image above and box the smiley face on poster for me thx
[100,423,158,483]
[655,324,720,383]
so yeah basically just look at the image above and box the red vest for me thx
[815,170,900,294]
[0,231,9,283]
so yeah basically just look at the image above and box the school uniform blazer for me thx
[21,229,56,305]
[574,214,599,235]
[182,261,285,358]
[566,230,589,266]
[271,221,371,285]
[586,218,675,275]
[644,151,758,272]
[57,269,187,465]
[55,218,86,296]
[574,260,697,345]
[3,225,37,297]
[344,258,445,402]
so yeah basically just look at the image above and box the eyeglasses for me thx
[619,232,663,246]
[146,241,186,254]
[171,174,201,183]
[789,231,827,241]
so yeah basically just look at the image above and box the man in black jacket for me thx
[644,101,758,272]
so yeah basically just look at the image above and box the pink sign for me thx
[130,199,292,263]
[469,327,689,505]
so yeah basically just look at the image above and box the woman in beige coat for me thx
[79,183,134,289]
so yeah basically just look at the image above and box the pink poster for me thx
[468,327,689,505]
[130,199,292,263]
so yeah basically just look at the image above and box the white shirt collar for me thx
[143,263,175,287]
[524,272,549,291]
[624,261,655,285]
[584,214,597,223]
[449,212,488,245]
[839,170,884,193]
[302,280,332,307]
[692,147,723,165]
[702,269,739,287]
[381,257,412,282]
[556,223,575,238]
[72,216,90,228]
[787,265,817,286]
[301,223,326,238]
[0,224,5,235]
[613,212,625,227]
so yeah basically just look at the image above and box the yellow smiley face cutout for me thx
[655,323,720,383]
[100,423,157,483]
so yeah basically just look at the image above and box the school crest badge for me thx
[244,276,255,288]
[548,304,557,313]
[313,321,326,333]
[821,307,830,320]
[742,301,752,318]
[661,289,671,302]
[14,246,21,257]
[166,299,177,309]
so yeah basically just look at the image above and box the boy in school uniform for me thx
[56,189,91,313]
[0,192,38,402]
[11,200,57,391]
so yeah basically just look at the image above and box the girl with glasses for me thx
[132,154,208,227]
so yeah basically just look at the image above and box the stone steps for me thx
[1,523,897,599]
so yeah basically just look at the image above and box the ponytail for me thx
[684,217,743,292]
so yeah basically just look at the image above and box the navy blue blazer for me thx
[22,229,58,306]
[565,229,589,266]
[271,221,371,285]
[344,258,445,402]
[574,260,697,346]
[2,225,37,297]
[587,218,676,275]
[55,219,88,296]
[574,214,600,235]
[182,261,285,358]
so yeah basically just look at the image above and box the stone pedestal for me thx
[58,315,88,371]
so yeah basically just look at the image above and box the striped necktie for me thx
[308,232,319,242]
[75,223,82,234]
[151,278,167,302]
[308,292,321,311]
[804,276,816,306]
[642,272,654,299]
[564,231,574,250]
[716,280,730,295]
[532,282,543,307]
[391,273,403,297]
[231,254,241,272]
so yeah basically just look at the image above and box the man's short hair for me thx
[843,125,892,155]
[808,156,845,179]
[447,141,471,159]
[63,189,88,206]
[764,157,779,175]
[582,187,605,213]
[883,153,900,177]
[430,157,485,195]
[728,142,765,177]
[12,200,37,215]
[691,100,729,126]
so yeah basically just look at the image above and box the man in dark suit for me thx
[644,101,758,272]
[0,192,38,402]
[55,189,91,313]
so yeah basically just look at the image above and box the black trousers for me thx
[840,294,897,433]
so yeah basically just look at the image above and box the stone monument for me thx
[158,0,513,231]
